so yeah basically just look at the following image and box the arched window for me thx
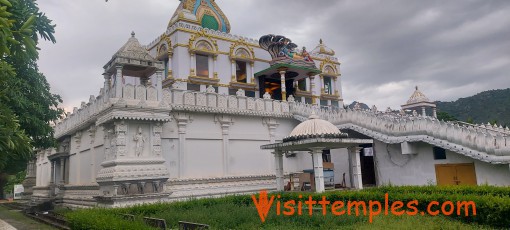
[158,44,169,78]
[322,65,337,95]
[188,37,220,91]
[193,40,215,79]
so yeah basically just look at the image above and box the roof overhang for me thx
[401,101,436,110]
[260,137,372,151]
[255,63,322,81]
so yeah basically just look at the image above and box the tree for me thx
[436,111,458,122]
[0,0,62,199]
[466,117,474,124]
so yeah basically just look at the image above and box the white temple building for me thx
[24,0,510,208]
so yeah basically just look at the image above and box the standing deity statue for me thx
[301,47,313,62]
[133,126,146,157]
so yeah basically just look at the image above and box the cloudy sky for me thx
[37,0,510,111]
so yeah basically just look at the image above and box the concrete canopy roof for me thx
[261,114,372,151]
[260,137,372,151]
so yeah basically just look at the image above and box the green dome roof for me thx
[201,14,219,31]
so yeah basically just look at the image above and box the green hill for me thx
[436,88,510,126]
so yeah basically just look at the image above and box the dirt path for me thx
[0,206,55,230]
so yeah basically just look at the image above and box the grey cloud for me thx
[37,0,510,110]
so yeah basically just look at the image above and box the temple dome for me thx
[406,86,430,104]
[284,113,345,142]
[311,39,335,56]
[169,0,231,33]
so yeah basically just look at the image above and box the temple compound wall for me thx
[372,140,510,186]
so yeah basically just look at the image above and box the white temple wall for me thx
[173,45,191,81]
[36,150,52,187]
[331,148,351,187]
[373,140,510,186]
[185,139,223,178]
[78,149,93,184]
[92,145,104,183]
[162,138,178,179]
[229,140,273,175]
[68,153,79,184]
[160,112,306,179]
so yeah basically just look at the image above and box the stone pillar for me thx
[115,65,123,98]
[279,70,287,101]
[348,147,363,189]
[190,53,196,76]
[103,73,111,93]
[310,147,325,193]
[113,185,119,196]
[309,74,317,105]
[213,56,218,79]
[174,113,191,178]
[320,75,325,95]
[231,60,236,82]
[167,54,173,78]
[50,160,55,184]
[422,107,426,117]
[433,108,437,118]
[153,123,163,158]
[114,121,127,158]
[59,157,65,184]
[250,63,255,83]
[273,150,284,191]
[216,115,233,176]
[156,70,163,100]
[333,76,338,95]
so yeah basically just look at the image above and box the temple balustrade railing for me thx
[167,89,292,118]
[53,85,294,139]
[54,83,164,139]
[289,103,510,164]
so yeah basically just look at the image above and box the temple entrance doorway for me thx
[359,144,376,187]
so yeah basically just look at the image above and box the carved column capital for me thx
[215,115,234,135]
[262,118,280,143]
[173,112,192,134]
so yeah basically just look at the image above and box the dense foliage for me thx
[64,186,506,229]
[0,0,62,198]
[436,88,510,126]
[436,111,458,122]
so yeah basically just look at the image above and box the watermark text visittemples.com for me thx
[252,191,477,223]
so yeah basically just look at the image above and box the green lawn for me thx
[0,205,56,230]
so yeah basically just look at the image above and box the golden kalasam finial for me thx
[320,39,323,44]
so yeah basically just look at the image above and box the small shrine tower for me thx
[401,86,437,117]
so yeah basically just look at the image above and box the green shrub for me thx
[65,209,155,230]
[64,186,509,229]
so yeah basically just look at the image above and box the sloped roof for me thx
[406,86,430,104]
[114,32,156,62]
